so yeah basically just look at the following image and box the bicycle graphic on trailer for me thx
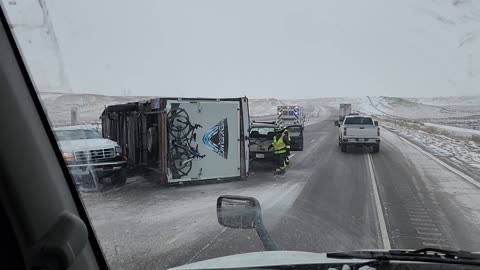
[168,107,206,177]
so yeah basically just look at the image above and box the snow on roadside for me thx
[382,121,480,175]
[424,122,480,138]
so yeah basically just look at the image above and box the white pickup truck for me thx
[54,125,127,191]
[335,115,380,153]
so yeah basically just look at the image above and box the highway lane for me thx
[372,129,480,251]
[81,105,480,270]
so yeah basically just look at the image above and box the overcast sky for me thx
[8,0,480,98]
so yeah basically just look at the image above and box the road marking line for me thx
[414,236,449,241]
[406,209,428,212]
[310,139,316,142]
[288,154,295,159]
[188,227,227,263]
[397,136,480,189]
[410,218,433,222]
[411,222,436,226]
[418,232,443,236]
[416,227,440,232]
[422,242,450,248]
[412,223,437,226]
[408,214,431,219]
[367,153,391,249]
[407,212,429,215]
[405,207,427,211]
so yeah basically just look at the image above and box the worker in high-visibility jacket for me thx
[272,125,290,174]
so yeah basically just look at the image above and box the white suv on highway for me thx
[54,125,127,191]
[336,115,380,153]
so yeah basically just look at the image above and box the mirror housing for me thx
[216,195,278,251]
[374,121,379,126]
[334,120,339,127]
[217,195,261,229]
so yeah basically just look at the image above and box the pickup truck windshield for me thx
[250,127,275,139]
[55,130,103,141]
[344,117,373,125]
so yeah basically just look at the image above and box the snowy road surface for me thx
[81,105,480,270]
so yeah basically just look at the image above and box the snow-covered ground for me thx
[408,96,480,108]
[39,93,480,137]
[383,121,480,177]
[362,96,473,119]
[248,98,287,117]
[39,92,154,125]
[39,93,293,125]
[424,122,480,138]
[350,96,480,131]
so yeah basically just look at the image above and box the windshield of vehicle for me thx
[280,110,294,119]
[250,127,275,139]
[55,129,102,141]
[344,117,373,125]
[4,0,480,269]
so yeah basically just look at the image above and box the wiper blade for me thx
[327,248,480,266]
[392,248,480,260]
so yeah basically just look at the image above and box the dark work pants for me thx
[275,153,287,171]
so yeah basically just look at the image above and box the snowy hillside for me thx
[352,96,471,119]
[39,93,291,125]
[407,96,480,113]
[248,98,288,116]
[408,96,480,107]
[40,92,153,125]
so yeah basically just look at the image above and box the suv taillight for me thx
[343,127,347,136]
[377,127,380,136]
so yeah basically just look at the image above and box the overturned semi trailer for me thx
[101,97,250,184]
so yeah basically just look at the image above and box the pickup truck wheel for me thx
[112,168,127,187]
[341,144,347,153]
[98,169,127,191]
[372,144,380,153]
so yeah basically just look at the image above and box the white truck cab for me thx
[335,115,380,153]
[54,125,127,191]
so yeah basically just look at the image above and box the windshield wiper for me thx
[327,248,480,267]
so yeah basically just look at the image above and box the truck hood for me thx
[171,250,480,269]
[170,251,368,269]
[57,139,118,152]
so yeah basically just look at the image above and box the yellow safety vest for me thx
[272,131,287,154]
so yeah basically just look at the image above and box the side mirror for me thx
[374,121,379,126]
[334,120,339,127]
[217,195,260,229]
[217,195,278,251]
